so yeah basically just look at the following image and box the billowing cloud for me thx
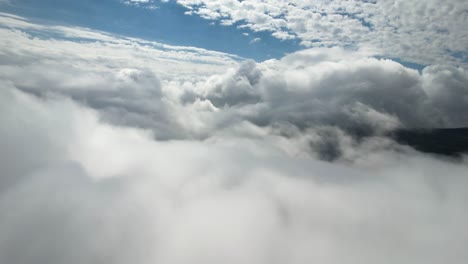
[1,12,468,264]
[1,78,468,264]
[1,13,467,150]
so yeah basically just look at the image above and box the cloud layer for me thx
[176,0,468,66]
[1,13,468,264]
[2,75,468,264]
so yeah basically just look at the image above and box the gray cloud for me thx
[422,65,468,127]
[176,54,466,158]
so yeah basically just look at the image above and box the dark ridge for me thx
[390,128,468,156]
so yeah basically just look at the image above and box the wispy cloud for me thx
[250,37,261,44]
[120,0,159,9]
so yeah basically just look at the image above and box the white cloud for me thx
[1,13,468,264]
[250,37,261,44]
[2,12,468,143]
[121,0,158,9]
[1,82,468,264]
[0,13,242,79]
[174,0,468,67]
[2,13,467,143]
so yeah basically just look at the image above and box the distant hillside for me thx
[391,128,468,156]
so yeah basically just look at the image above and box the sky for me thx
[0,1,468,264]
[1,0,466,66]
[0,0,301,60]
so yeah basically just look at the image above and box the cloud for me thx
[174,0,468,66]
[121,0,159,9]
[1,13,467,150]
[250,37,261,44]
[2,13,468,147]
[179,49,466,139]
[0,13,242,139]
[1,83,468,264]
[0,12,242,79]
[421,65,468,126]
[1,13,468,264]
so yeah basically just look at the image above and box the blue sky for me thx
[0,0,300,61]
[1,0,466,69]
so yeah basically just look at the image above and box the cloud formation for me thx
[176,0,468,66]
[1,13,467,152]
[1,13,468,264]
[2,78,468,264]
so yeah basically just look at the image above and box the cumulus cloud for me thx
[177,49,466,140]
[421,65,468,126]
[1,13,468,264]
[175,0,468,66]
[1,13,467,149]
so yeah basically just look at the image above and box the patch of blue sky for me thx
[0,0,301,61]
[375,56,428,72]
[335,11,374,30]
[448,50,468,65]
